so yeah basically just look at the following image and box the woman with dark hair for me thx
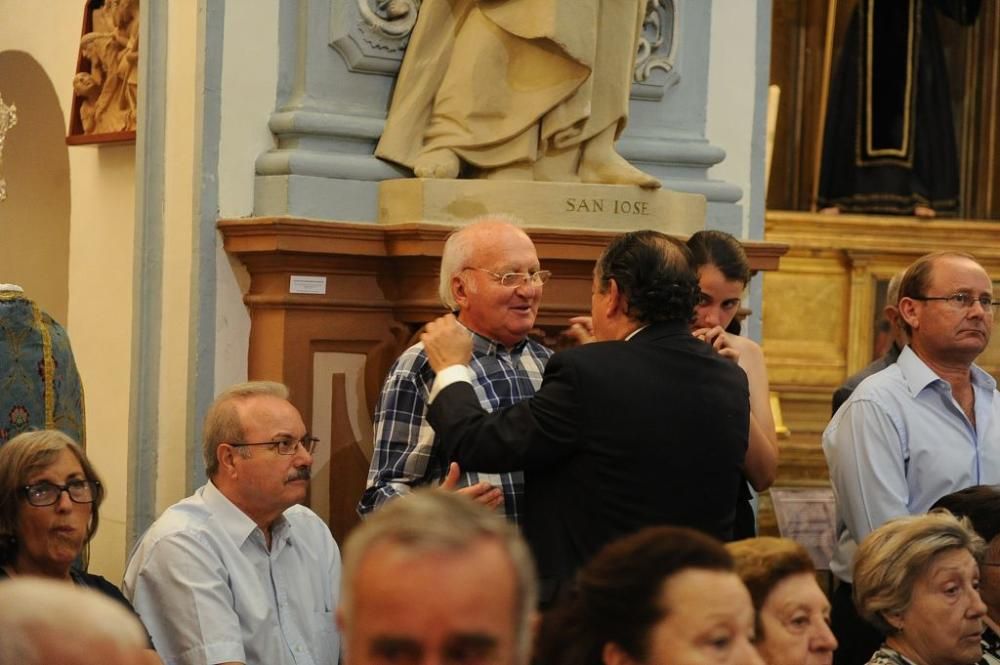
[537,526,761,665]
[687,230,779,536]
[728,537,837,665]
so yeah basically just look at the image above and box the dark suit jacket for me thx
[427,321,750,600]
[831,343,902,416]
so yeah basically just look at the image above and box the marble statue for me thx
[375,0,660,188]
[73,0,139,135]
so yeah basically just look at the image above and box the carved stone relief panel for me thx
[329,0,421,75]
[633,0,680,100]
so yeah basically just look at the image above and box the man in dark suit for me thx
[421,230,750,603]
[831,271,906,416]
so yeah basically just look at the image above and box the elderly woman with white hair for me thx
[853,511,987,665]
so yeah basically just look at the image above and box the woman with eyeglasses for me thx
[0,430,155,642]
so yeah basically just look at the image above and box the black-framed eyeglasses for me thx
[228,436,319,455]
[465,268,552,288]
[21,479,102,507]
[911,293,999,312]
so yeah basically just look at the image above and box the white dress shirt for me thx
[123,481,340,665]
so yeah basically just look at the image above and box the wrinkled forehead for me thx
[235,395,305,435]
[466,227,539,271]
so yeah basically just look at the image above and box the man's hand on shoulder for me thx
[439,462,504,511]
[422,314,473,372]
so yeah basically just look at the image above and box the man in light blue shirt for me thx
[124,381,340,665]
[823,251,1000,665]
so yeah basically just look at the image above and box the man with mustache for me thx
[124,381,340,665]
[823,251,1000,665]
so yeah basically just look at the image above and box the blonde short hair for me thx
[202,381,290,476]
[853,511,985,635]
[0,577,147,664]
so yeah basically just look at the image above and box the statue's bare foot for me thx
[579,150,661,189]
[914,205,936,218]
[579,124,660,188]
[414,149,460,179]
[819,206,840,215]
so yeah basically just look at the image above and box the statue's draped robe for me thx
[376,0,646,170]
[0,291,85,446]
[818,0,980,215]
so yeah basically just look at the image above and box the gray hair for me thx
[886,271,903,307]
[202,380,290,476]
[853,510,985,636]
[341,491,538,664]
[437,214,528,310]
[0,577,148,664]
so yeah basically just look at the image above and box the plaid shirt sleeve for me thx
[358,347,439,516]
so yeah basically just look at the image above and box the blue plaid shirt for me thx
[359,327,552,523]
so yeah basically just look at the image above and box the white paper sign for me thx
[289,275,327,295]
[769,487,837,570]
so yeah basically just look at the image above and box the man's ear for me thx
[217,443,239,478]
[897,297,920,332]
[452,274,470,310]
[604,279,625,320]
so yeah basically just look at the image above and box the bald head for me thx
[438,216,544,347]
[438,216,533,309]
[0,578,149,665]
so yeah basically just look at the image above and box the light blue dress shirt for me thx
[824,345,1000,583]
[123,481,340,665]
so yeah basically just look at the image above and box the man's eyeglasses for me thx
[465,268,552,288]
[229,436,320,455]
[21,479,101,507]
[910,293,999,312]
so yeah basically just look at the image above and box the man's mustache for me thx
[287,467,311,482]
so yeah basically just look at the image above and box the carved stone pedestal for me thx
[379,178,707,235]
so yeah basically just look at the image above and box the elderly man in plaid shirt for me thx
[358,216,553,522]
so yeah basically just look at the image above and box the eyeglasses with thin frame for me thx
[21,479,102,507]
[465,267,552,288]
[910,293,999,312]
[228,436,320,456]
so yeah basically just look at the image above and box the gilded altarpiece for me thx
[758,211,1000,532]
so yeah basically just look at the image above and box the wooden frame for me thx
[769,1,1000,218]
[66,0,137,146]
